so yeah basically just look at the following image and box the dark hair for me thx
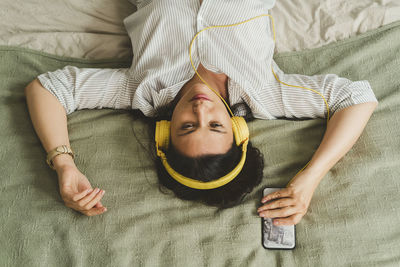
[155,140,264,208]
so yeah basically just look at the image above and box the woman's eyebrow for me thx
[177,129,227,136]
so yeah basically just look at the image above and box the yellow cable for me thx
[188,14,330,181]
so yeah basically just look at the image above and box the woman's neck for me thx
[176,63,229,103]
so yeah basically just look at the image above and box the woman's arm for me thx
[25,79,107,216]
[258,101,378,225]
[25,79,74,168]
[296,101,378,186]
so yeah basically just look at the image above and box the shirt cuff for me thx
[331,80,378,115]
[37,72,74,114]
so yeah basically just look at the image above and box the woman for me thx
[24,0,378,225]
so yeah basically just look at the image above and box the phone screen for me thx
[262,188,296,249]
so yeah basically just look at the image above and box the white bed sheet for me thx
[0,0,399,59]
[270,0,400,52]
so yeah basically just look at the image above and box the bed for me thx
[1,1,400,266]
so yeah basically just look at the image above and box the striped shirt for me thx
[37,0,378,119]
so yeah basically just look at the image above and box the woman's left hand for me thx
[257,170,320,226]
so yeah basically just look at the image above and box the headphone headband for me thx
[158,139,248,190]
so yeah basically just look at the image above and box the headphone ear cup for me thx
[231,117,249,146]
[155,120,171,151]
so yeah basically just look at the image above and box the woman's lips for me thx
[191,94,211,101]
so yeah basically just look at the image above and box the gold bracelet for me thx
[46,145,75,170]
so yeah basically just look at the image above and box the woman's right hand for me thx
[55,158,107,216]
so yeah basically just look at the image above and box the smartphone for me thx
[262,188,296,250]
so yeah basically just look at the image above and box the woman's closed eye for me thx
[181,123,195,130]
[210,122,223,128]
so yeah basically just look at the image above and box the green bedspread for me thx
[1,21,400,267]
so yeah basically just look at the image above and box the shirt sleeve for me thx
[37,66,133,115]
[261,60,379,119]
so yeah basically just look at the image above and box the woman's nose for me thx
[192,100,208,112]
[192,101,209,126]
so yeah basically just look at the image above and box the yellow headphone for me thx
[155,116,249,190]
[155,14,331,190]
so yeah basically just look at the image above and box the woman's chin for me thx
[187,83,216,99]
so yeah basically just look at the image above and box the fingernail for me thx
[101,190,105,195]
[104,207,107,212]
[94,188,100,193]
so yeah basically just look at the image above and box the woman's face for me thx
[170,82,233,157]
